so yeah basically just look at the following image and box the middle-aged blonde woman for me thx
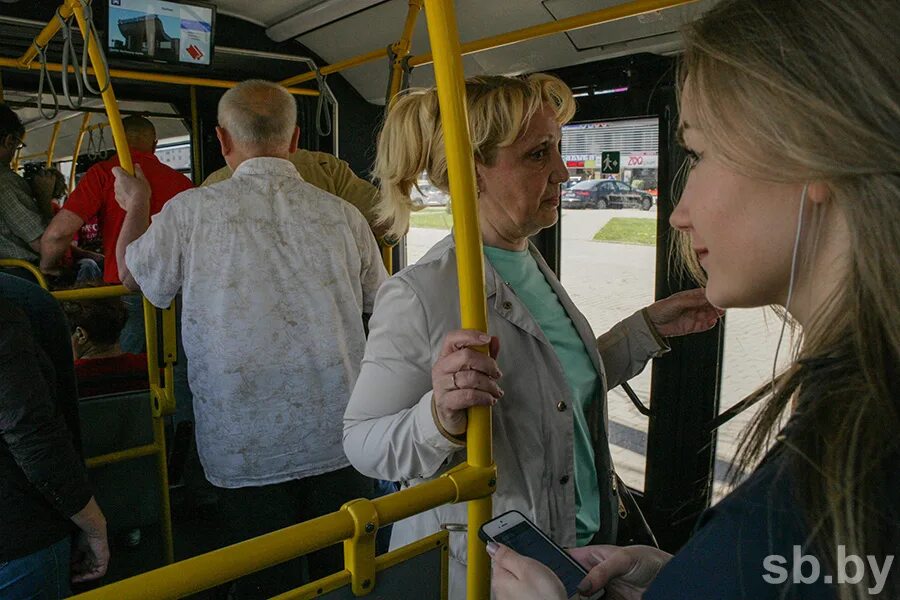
[342,73,722,598]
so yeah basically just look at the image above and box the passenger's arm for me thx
[0,184,46,257]
[0,307,101,552]
[112,165,150,290]
[69,496,110,583]
[598,288,721,389]
[115,167,186,308]
[344,277,469,481]
[39,209,83,273]
[597,310,669,390]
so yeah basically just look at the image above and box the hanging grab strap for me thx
[34,45,60,120]
[57,8,84,109]
[77,0,110,96]
[314,68,333,138]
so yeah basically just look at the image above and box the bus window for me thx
[407,175,453,263]
[560,116,660,491]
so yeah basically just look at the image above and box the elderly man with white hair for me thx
[113,80,387,597]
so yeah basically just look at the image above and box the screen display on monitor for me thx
[107,0,215,66]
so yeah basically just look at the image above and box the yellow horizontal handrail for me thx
[0,57,319,96]
[72,464,494,598]
[85,441,158,469]
[410,0,699,67]
[279,47,388,87]
[0,259,49,289]
[50,284,134,301]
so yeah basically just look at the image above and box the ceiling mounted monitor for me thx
[107,0,216,67]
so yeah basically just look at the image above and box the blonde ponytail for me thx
[373,89,441,242]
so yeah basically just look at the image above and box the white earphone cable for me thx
[771,183,809,398]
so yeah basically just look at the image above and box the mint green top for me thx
[484,245,601,545]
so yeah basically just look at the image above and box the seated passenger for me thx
[0,274,109,596]
[489,1,899,599]
[203,146,390,242]
[114,79,388,597]
[341,73,721,600]
[61,293,148,398]
[39,168,102,284]
[0,104,65,280]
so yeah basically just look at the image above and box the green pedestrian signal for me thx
[600,151,620,174]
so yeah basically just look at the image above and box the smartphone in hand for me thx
[480,510,604,600]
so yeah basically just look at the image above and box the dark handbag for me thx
[613,474,659,548]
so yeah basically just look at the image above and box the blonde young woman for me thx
[489,1,899,599]
[342,74,721,598]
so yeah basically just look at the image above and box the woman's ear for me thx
[474,164,486,196]
[73,326,88,345]
[807,181,831,205]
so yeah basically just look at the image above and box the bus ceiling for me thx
[0,0,714,105]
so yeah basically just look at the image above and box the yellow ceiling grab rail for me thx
[410,0,699,67]
[0,57,320,96]
[279,0,698,86]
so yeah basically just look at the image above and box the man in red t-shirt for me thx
[40,116,192,283]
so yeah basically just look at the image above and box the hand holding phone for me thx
[480,510,604,600]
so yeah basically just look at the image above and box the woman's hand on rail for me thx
[112,164,151,213]
[431,330,502,436]
[644,287,724,338]
[489,543,567,600]
[567,544,672,599]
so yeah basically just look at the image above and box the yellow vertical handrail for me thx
[51,285,176,564]
[387,0,423,105]
[422,1,493,598]
[11,130,25,171]
[69,113,91,192]
[378,0,423,275]
[143,298,175,563]
[45,120,61,167]
[381,244,393,275]
[66,0,134,175]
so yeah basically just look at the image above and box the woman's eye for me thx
[530,148,547,160]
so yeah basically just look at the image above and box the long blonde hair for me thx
[679,1,899,598]
[373,73,576,241]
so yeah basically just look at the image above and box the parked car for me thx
[562,179,654,210]
[410,182,449,206]
[562,176,583,190]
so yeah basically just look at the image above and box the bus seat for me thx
[79,390,160,532]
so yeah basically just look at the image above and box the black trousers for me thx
[212,466,374,599]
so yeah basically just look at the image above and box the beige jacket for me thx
[343,234,667,599]
[202,149,385,239]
